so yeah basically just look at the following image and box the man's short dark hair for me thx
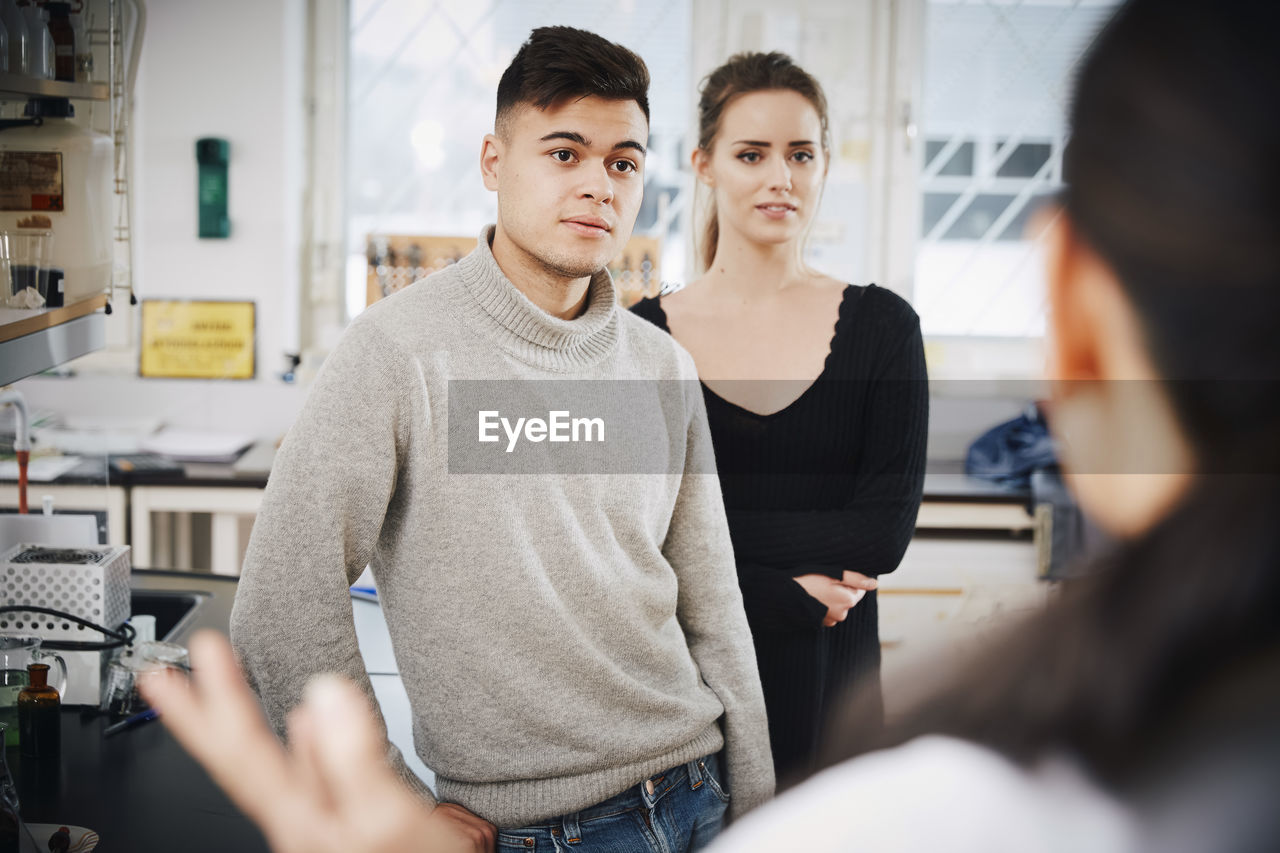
[496,26,650,136]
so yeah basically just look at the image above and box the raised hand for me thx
[140,631,495,853]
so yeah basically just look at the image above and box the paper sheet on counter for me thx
[139,428,254,462]
[0,455,83,482]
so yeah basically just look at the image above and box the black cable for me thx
[0,605,136,651]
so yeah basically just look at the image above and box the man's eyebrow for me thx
[614,139,647,155]
[540,132,647,156]
[540,131,591,146]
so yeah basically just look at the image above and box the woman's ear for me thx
[691,147,714,187]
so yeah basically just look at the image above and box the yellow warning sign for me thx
[139,300,256,379]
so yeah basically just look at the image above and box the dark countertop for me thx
[8,570,270,853]
[2,442,276,489]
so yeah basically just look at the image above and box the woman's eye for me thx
[792,150,814,163]
[737,151,761,163]
[552,150,575,163]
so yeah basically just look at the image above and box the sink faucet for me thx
[0,389,31,513]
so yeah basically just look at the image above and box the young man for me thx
[231,26,774,850]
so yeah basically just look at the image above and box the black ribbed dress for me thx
[631,284,929,786]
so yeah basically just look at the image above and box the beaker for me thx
[1,230,54,309]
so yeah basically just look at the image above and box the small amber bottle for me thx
[18,663,60,759]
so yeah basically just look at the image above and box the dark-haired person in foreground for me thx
[228,26,772,852]
[151,0,1279,851]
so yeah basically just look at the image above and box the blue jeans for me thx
[497,753,730,852]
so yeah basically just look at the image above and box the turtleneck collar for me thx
[453,225,620,372]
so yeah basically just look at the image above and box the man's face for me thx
[483,96,648,281]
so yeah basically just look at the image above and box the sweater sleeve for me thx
[736,562,831,631]
[229,319,437,805]
[724,310,929,577]
[664,363,776,820]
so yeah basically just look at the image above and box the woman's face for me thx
[696,89,826,252]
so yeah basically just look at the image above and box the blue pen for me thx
[104,708,159,738]
[349,585,379,602]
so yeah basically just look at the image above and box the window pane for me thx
[924,140,974,177]
[914,0,1121,338]
[995,141,1052,179]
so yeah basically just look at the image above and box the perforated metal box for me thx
[0,543,132,639]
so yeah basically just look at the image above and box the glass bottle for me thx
[0,668,26,750]
[0,722,21,849]
[18,0,50,80]
[17,663,59,759]
[0,0,27,76]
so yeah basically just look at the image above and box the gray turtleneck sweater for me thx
[231,227,774,827]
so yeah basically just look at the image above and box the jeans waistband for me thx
[517,752,720,834]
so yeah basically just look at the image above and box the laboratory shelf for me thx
[0,72,109,101]
[0,295,107,385]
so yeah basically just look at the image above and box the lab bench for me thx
[7,570,270,852]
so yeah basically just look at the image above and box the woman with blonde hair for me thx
[631,51,928,784]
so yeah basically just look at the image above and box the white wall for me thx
[15,0,308,438]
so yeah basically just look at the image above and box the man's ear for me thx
[480,133,502,192]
